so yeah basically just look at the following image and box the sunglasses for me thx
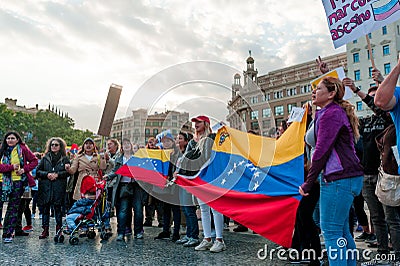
[51,143,60,147]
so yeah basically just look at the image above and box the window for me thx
[262,108,271,118]
[354,70,361,81]
[172,122,177,127]
[369,67,373,78]
[153,129,158,135]
[382,26,387,35]
[353,53,359,63]
[356,101,363,111]
[274,106,284,116]
[172,129,177,135]
[251,110,259,120]
[250,96,258,104]
[262,120,270,128]
[286,88,297,97]
[251,122,259,130]
[384,63,391,75]
[287,103,297,113]
[263,93,270,101]
[383,45,390,56]
[172,115,177,120]
[367,49,374,60]
[301,84,311,94]
[145,128,150,135]
[146,121,151,126]
[274,91,283,99]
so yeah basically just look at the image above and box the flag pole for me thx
[366,34,378,86]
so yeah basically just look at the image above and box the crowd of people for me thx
[2,56,400,264]
[0,115,231,253]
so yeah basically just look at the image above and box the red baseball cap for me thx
[191,115,210,124]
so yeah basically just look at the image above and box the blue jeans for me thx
[179,188,199,239]
[66,213,80,230]
[115,183,145,235]
[320,176,363,266]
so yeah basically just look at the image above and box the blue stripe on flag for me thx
[373,0,399,15]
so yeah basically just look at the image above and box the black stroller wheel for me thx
[69,236,79,245]
[87,231,96,239]
[58,235,65,243]
[100,231,110,240]
[54,235,58,243]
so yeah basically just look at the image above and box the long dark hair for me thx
[0,131,24,157]
[44,137,67,157]
[179,131,192,151]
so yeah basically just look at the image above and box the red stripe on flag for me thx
[176,176,299,247]
[116,165,168,188]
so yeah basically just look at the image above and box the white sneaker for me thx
[195,239,213,251]
[210,240,226,253]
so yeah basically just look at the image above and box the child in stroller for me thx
[55,174,110,245]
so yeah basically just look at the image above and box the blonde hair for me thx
[195,121,212,154]
[321,77,360,141]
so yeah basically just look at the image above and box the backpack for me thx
[375,124,397,175]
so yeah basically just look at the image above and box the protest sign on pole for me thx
[98,84,122,137]
[321,0,400,48]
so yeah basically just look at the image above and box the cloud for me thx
[0,0,342,132]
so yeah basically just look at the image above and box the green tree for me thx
[0,105,95,152]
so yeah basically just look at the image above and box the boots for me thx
[39,226,49,239]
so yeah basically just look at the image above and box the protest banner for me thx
[310,67,353,100]
[321,0,400,48]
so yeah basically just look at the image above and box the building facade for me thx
[346,21,400,117]
[110,109,190,145]
[227,52,347,136]
[3,98,39,115]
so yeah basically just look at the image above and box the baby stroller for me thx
[55,173,111,245]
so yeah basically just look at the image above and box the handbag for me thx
[376,124,398,175]
[375,166,400,206]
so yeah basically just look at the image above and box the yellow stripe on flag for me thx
[215,109,307,168]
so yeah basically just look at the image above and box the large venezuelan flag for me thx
[176,113,306,248]
[117,111,307,247]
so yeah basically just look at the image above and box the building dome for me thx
[246,56,254,63]
[234,73,241,78]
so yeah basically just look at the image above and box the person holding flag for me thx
[299,77,363,265]
[176,115,227,252]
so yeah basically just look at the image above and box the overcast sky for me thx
[0,0,343,132]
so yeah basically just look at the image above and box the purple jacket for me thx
[301,102,363,193]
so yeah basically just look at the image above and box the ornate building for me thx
[110,109,191,145]
[227,52,347,136]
